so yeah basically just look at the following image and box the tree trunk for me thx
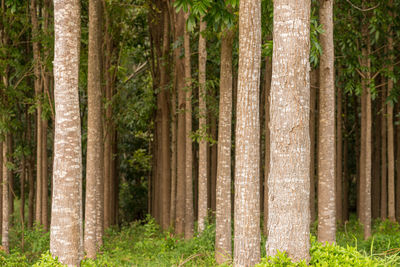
[210,110,217,212]
[266,0,311,261]
[50,0,83,265]
[387,1,395,222]
[30,0,43,226]
[318,0,336,243]
[184,12,194,239]
[372,92,381,219]
[160,6,171,230]
[215,27,233,265]
[310,69,318,224]
[84,0,103,258]
[381,82,387,219]
[263,55,272,236]
[197,17,208,233]
[174,7,186,236]
[2,139,9,253]
[234,0,261,265]
[27,114,34,229]
[41,118,48,230]
[336,72,343,223]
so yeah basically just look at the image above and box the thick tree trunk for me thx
[234,0,261,265]
[266,0,311,262]
[215,27,233,265]
[50,0,83,265]
[197,17,208,233]
[84,0,103,258]
[184,12,194,239]
[318,0,336,243]
[174,8,186,236]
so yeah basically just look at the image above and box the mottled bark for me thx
[197,17,208,233]
[318,0,336,243]
[84,0,103,258]
[50,0,83,265]
[215,27,233,265]
[184,12,194,239]
[174,8,186,235]
[234,0,261,265]
[266,0,311,262]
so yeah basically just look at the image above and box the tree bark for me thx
[387,1,395,222]
[310,69,318,224]
[174,7,186,236]
[184,12,194,239]
[50,0,83,264]
[215,27,233,265]
[197,17,208,233]
[318,0,336,243]
[336,72,343,223]
[381,82,387,219]
[2,139,9,253]
[263,55,272,236]
[234,0,261,265]
[84,0,103,258]
[266,0,311,261]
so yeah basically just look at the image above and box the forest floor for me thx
[1,209,400,266]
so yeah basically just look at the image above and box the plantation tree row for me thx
[0,0,399,265]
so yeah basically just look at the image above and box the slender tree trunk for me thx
[197,17,208,233]
[387,1,395,222]
[2,138,9,253]
[215,27,233,265]
[336,72,343,223]
[183,12,194,239]
[41,118,48,230]
[27,115,34,229]
[159,6,171,230]
[210,112,217,213]
[174,7,186,236]
[20,153,26,249]
[310,69,318,224]
[84,0,103,258]
[396,106,400,223]
[360,19,372,238]
[170,62,177,228]
[266,0,311,261]
[381,83,387,219]
[30,0,43,226]
[234,0,261,265]
[263,55,272,236]
[50,0,83,265]
[372,93,381,219]
[318,0,336,243]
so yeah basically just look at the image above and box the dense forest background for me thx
[0,0,400,266]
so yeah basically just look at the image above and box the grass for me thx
[1,213,400,266]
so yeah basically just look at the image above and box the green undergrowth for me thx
[1,216,400,266]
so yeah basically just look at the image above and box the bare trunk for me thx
[50,0,83,265]
[234,0,261,265]
[263,55,272,236]
[174,8,186,236]
[2,139,9,253]
[381,83,387,219]
[318,0,336,243]
[184,12,194,239]
[41,118,48,230]
[210,113,217,212]
[215,27,233,265]
[336,72,343,223]
[387,1,395,222]
[266,0,311,261]
[197,17,208,233]
[27,115,34,229]
[310,69,318,224]
[84,0,103,258]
